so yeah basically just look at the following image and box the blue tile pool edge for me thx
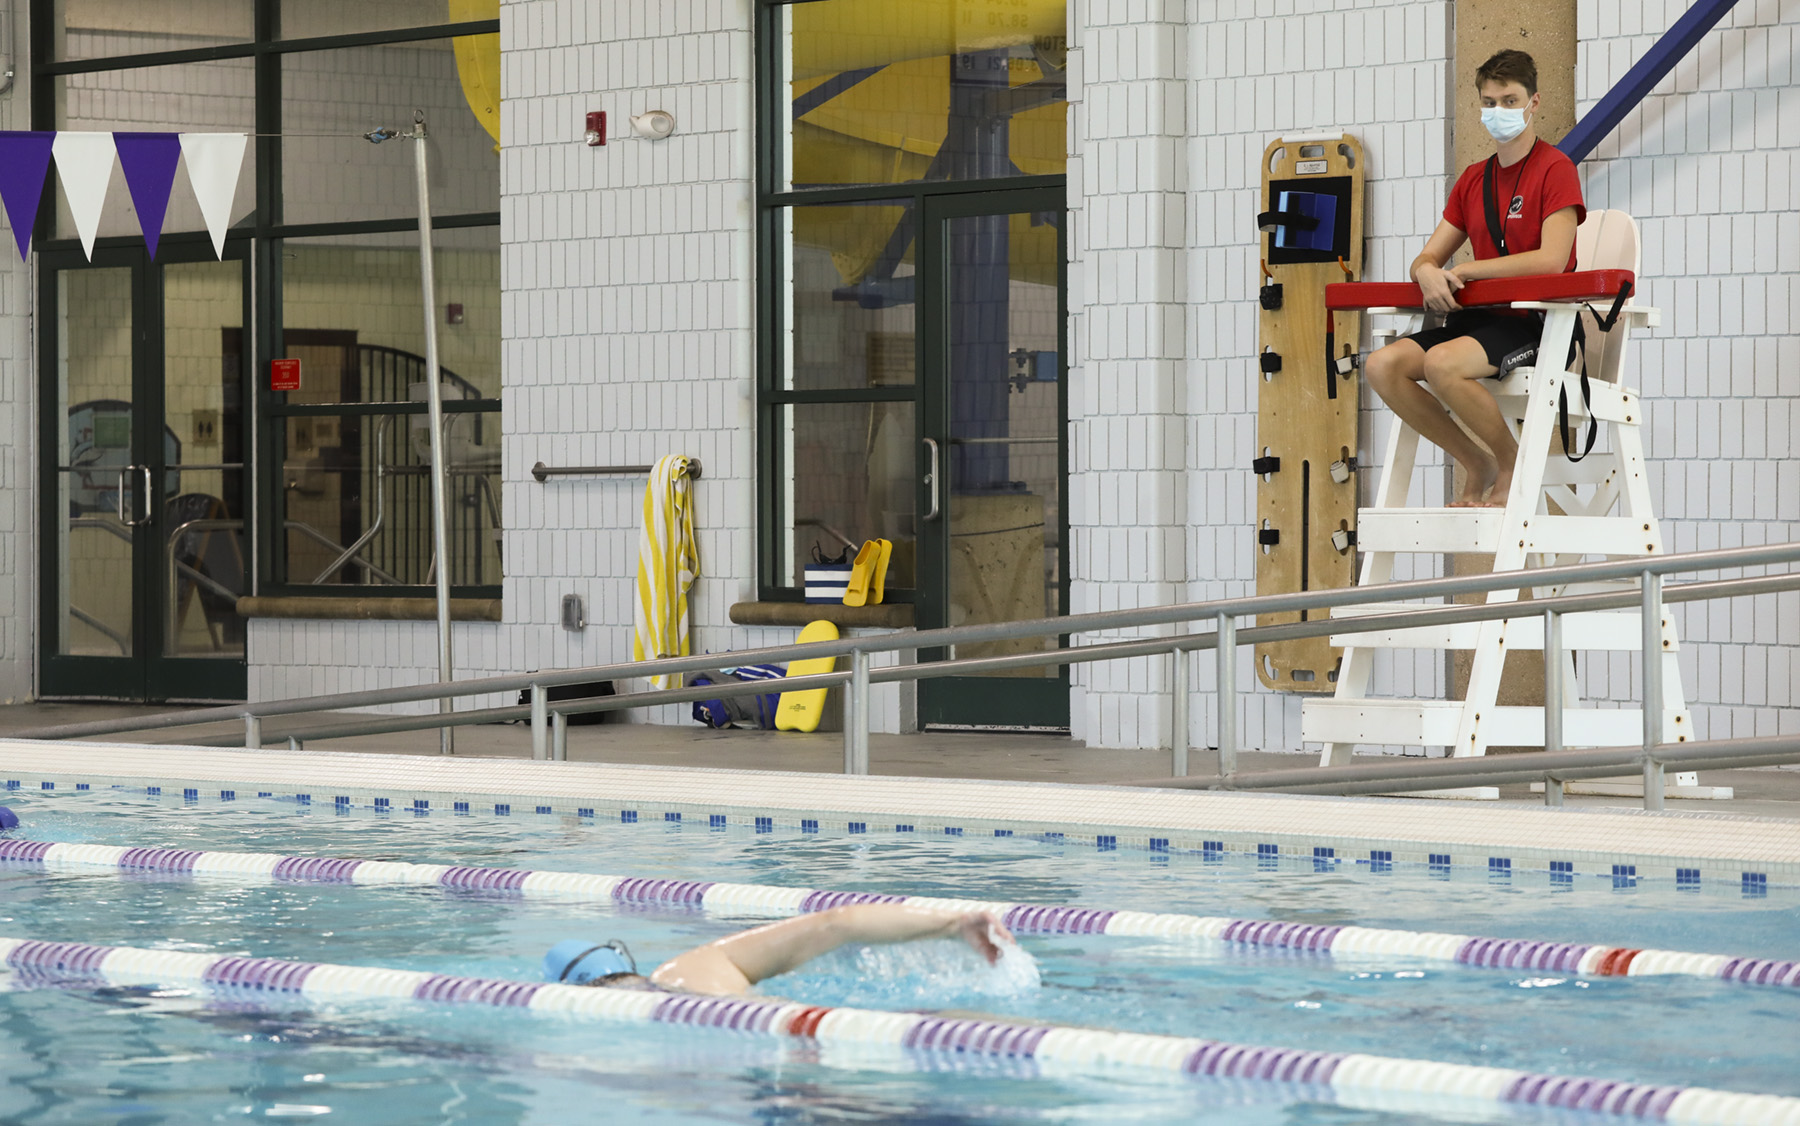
[4,768,1797,887]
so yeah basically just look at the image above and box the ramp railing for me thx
[15,541,1800,810]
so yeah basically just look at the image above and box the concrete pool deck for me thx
[1,702,1798,885]
[0,701,1796,819]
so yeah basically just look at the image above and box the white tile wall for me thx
[1575,0,1800,740]
[1070,0,1454,751]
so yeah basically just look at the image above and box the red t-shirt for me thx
[1443,140,1585,268]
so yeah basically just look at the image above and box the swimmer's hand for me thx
[952,912,1014,965]
[1416,262,1464,313]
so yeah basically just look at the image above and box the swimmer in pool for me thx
[545,903,1014,996]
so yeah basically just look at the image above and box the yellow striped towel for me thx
[632,454,699,689]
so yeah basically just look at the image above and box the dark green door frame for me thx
[37,242,252,702]
[915,185,1069,730]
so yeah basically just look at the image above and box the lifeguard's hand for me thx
[1416,263,1464,313]
[953,912,1015,965]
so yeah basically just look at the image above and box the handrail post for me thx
[1170,642,1189,777]
[846,648,871,775]
[1216,611,1237,777]
[1544,605,1564,808]
[1543,607,1563,756]
[551,711,567,761]
[530,683,548,761]
[244,714,261,749]
[1642,569,1665,810]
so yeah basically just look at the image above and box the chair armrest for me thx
[1509,300,1661,327]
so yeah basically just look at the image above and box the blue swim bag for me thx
[689,664,786,729]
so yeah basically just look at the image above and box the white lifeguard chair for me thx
[1301,210,1729,800]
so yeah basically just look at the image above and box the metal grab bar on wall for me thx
[16,541,1800,810]
[531,460,703,482]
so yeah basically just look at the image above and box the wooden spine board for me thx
[1254,133,1365,694]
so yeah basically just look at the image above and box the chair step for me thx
[1300,698,1678,748]
[1357,508,1504,553]
[1328,602,1661,651]
[1357,509,1659,556]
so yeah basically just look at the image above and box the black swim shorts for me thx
[1401,309,1546,377]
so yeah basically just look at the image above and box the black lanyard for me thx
[1481,141,1535,256]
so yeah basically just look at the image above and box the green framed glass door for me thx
[916,186,1068,730]
[39,244,251,702]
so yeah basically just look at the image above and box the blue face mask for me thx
[1481,105,1531,144]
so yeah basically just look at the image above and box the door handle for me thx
[137,465,154,526]
[119,465,153,527]
[922,438,941,521]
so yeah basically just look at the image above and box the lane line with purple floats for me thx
[0,838,1793,989]
[1,936,1795,1125]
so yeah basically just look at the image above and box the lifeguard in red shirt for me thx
[1363,49,1586,507]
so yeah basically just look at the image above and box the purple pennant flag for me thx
[0,131,56,260]
[114,132,183,260]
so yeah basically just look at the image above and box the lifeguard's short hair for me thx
[1476,49,1538,96]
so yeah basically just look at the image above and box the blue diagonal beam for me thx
[1559,0,1741,163]
[791,65,886,121]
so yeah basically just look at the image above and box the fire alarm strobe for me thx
[585,110,606,146]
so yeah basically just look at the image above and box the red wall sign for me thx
[270,357,301,392]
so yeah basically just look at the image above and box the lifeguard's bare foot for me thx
[1449,455,1498,507]
[1481,467,1514,508]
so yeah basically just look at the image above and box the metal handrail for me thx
[532,460,703,482]
[98,568,1800,768]
[1123,732,1800,796]
[16,540,1800,807]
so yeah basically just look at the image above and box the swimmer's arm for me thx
[649,904,1011,996]
[1449,206,1579,282]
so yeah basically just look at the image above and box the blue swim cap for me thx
[0,806,17,831]
[544,939,636,984]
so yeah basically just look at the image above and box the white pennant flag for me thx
[178,132,248,260]
[51,131,118,261]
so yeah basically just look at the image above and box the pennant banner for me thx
[51,131,118,262]
[0,131,250,261]
[115,132,183,261]
[178,132,248,260]
[0,132,55,261]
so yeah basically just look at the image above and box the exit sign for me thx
[270,357,301,392]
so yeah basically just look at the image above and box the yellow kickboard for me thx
[775,620,840,733]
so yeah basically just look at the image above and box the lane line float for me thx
[2,838,1793,989]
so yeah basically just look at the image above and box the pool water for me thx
[1,789,1796,1124]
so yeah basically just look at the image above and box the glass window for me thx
[280,0,465,40]
[785,201,916,391]
[52,0,252,60]
[279,407,499,589]
[282,41,500,226]
[276,229,500,590]
[40,3,505,606]
[52,60,257,242]
[280,228,501,402]
[782,0,1067,191]
[777,402,916,591]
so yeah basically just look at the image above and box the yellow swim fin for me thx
[842,540,880,607]
[869,539,893,604]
